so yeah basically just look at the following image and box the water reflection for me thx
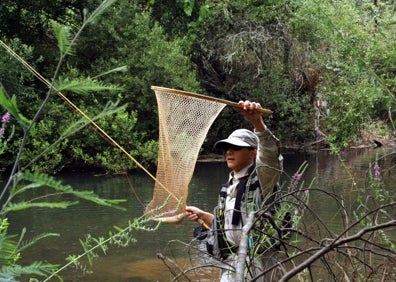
[6,148,396,281]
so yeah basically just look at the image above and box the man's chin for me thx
[226,162,236,170]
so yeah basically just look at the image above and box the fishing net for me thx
[145,86,226,222]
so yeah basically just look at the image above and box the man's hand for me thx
[238,100,266,132]
[185,206,214,228]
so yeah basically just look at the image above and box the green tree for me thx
[1,1,203,173]
[2,0,396,172]
[159,0,395,151]
[288,0,396,150]
[74,1,202,138]
[173,0,316,148]
[0,2,138,280]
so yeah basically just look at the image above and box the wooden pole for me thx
[151,86,273,115]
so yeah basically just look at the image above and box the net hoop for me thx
[150,86,273,115]
[145,86,227,223]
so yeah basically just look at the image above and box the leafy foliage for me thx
[0,1,395,280]
[0,2,140,281]
[2,171,126,216]
[287,0,396,150]
[51,20,75,56]
[75,2,202,138]
[1,0,396,171]
[0,85,31,129]
[0,218,60,281]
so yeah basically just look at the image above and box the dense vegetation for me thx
[1,0,395,174]
[0,1,394,281]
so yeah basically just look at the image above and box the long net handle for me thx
[151,86,273,115]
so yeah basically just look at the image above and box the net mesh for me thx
[145,87,226,221]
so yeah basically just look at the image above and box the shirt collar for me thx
[229,164,252,181]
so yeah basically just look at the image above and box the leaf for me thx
[0,86,31,128]
[17,232,60,254]
[92,66,128,79]
[71,190,127,210]
[50,20,74,56]
[3,201,79,213]
[54,77,122,95]
[10,171,72,196]
[0,262,59,281]
[84,0,118,25]
[10,171,126,211]
[60,100,127,138]
[0,219,18,266]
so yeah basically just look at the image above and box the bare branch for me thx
[279,220,396,281]
[236,212,255,281]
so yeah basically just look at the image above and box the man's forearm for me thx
[256,127,283,197]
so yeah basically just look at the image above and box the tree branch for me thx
[279,220,396,282]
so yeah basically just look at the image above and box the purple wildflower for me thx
[373,163,381,182]
[291,173,303,191]
[0,128,4,136]
[1,113,11,124]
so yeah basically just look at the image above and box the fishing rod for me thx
[0,41,178,204]
[0,40,210,229]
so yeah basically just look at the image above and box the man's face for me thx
[224,145,256,172]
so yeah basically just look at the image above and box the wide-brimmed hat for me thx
[215,129,258,149]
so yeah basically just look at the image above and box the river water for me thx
[6,148,396,281]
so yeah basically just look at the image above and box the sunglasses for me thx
[223,145,254,151]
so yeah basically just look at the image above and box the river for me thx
[6,148,396,281]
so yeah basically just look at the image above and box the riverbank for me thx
[283,128,396,151]
[198,129,396,162]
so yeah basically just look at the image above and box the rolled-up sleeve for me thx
[255,127,283,199]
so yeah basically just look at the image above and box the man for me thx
[185,100,284,281]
